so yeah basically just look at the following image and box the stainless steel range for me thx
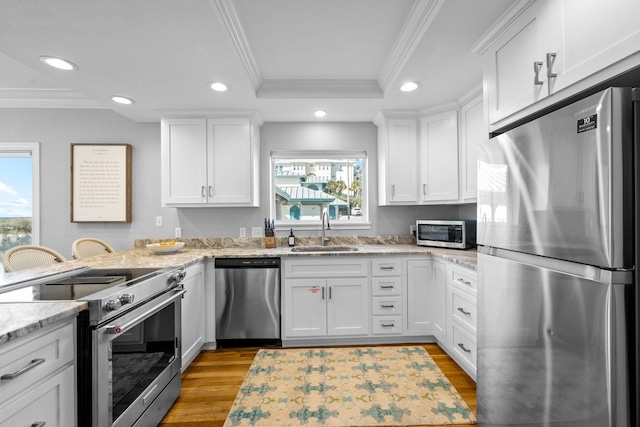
[1,266,186,427]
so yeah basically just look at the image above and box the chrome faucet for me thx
[321,208,331,246]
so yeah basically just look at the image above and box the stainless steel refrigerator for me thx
[477,87,638,426]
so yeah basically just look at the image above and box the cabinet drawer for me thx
[371,277,401,296]
[450,269,477,291]
[0,320,74,402]
[451,286,477,331]
[371,258,401,276]
[372,296,402,315]
[372,316,403,335]
[284,258,368,278]
[0,364,75,427]
[451,323,477,369]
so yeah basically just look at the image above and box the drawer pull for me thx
[1,358,46,380]
[457,278,472,286]
[380,266,395,271]
[380,304,395,309]
[457,307,471,315]
[380,285,395,289]
[458,343,472,353]
[31,423,46,427]
[381,323,395,328]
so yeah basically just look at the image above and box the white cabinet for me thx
[431,260,447,341]
[283,258,369,340]
[444,264,477,380]
[418,111,459,203]
[405,258,438,335]
[377,118,418,204]
[161,117,260,207]
[0,318,76,427]
[181,261,205,371]
[459,93,484,201]
[371,258,403,335]
[483,0,640,129]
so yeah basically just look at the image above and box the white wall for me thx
[0,109,475,256]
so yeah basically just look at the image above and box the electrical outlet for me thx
[409,224,416,235]
[175,227,182,238]
[251,226,262,237]
[155,216,163,227]
[239,227,247,237]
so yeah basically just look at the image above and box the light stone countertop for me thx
[0,301,87,345]
[0,236,476,345]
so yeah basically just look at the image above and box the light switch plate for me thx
[239,227,247,237]
[251,226,262,237]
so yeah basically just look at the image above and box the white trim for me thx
[378,0,445,92]
[469,0,535,55]
[0,88,105,109]
[0,142,40,245]
[257,79,383,99]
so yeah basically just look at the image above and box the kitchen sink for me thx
[290,246,359,252]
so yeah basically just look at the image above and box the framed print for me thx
[71,143,132,223]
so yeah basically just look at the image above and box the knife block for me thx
[264,236,276,248]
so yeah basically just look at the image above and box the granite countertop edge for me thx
[0,301,88,346]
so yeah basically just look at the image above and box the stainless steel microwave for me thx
[415,220,476,249]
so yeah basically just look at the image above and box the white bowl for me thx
[146,242,185,254]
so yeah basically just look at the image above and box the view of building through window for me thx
[273,153,366,223]
[0,144,38,272]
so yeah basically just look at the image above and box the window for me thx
[271,151,368,228]
[0,143,39,272]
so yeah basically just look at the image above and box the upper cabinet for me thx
[377,91,484,206]
[482,0,640,130]
[161,117,260,207]
[377,118,418,205]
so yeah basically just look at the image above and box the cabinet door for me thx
[379,119,418,204]
[459,94,484,201]
[556,0,640,92]
[181,262,205,371]
[406,259,433,332]
[484,0,559,125]
[283,279,327,338]
[327,278,369,336]
[419,111,459,203]
[206,118,255,205]
[161,118,208,205]
[432,260,447,341]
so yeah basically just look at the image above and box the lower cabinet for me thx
[283,258,370,340]
[0,318,77,427]
[181,261,205,371]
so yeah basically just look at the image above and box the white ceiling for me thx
[0,0,516,123]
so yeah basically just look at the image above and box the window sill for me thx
[276,220,371,232]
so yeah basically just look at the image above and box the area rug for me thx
[223,346,476,426]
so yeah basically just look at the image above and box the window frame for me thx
[0,142,40,245]
[270,150,370,231]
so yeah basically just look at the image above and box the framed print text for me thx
[71,144,132,223]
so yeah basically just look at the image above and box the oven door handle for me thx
[104,288,186,335]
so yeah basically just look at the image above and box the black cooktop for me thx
[0,267,163,302]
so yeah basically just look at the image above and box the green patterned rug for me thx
[223,346,476,426]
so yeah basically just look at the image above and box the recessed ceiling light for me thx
[400,81,420,92]
[209,81,229,92]
[39,56,77,71]
[314,109,327,118]
[111,96,134,105]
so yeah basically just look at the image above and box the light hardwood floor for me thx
[159,343,477,427]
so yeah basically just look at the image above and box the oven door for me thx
[92,287,185,427]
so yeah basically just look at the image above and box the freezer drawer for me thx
[477,252,632,427]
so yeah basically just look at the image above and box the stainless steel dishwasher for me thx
[214,257,281,346]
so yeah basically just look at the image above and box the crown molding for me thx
[377,0,445,92]
[470,0,535,55]
[256,79,383,99]
[0,88,105,109]
[209,0,262,90]
[457,82,483,106]
[158,109,264,125]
